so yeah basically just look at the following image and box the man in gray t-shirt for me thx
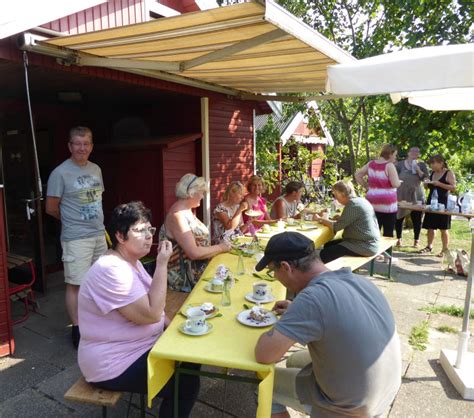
[46,127,107,348]
[255,232,401,418]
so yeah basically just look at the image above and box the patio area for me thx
[1,249,474,418]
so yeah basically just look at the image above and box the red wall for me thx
[42,0,147,34]
[0,187,14,357]
[208,97,254,209]
[310,144,325,178]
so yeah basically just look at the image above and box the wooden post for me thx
[201,97,211,228]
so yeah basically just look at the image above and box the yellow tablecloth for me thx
[255,222,335,248]
[147,253,286,417]
[147,224,335,417]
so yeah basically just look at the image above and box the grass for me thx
[436,325,458,334]
[397,219,471,254]
[408,320,430,351]
[419,304,474,319]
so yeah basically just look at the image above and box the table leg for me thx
[174,362,180,418]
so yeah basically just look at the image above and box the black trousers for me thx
[395,211,423,240]
[375,212,397,238]
[92,350,200,418]
[319,239,361,264]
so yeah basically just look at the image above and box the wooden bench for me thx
[64,376,123,418]
[325,237,398,278]
[165,290,189,319]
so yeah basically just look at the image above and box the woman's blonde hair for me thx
[332,180,356,198]
[175,173,208,199]
[246,175,265,193]
[380,144,397,160]
[223,181,244,201]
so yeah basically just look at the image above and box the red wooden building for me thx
[0,0,353,356]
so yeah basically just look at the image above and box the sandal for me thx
[419,246,432,254]
[437,249,448,258]
[413,240,420,248]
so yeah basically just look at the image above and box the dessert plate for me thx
[180,303,220,319]
[236,309,277,327]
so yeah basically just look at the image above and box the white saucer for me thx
[204,283,223,293]
[236,310,277,327]
[244,293,275,304]
[178,322,213,336]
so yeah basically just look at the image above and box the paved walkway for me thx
[1,250,473,417]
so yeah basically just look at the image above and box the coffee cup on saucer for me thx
[185,311,207,333]
[286,217,295,225]
[211,278,224,291]
[253,282,270,300]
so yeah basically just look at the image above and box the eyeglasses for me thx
[130,226,157,236]
[70,141,93,148]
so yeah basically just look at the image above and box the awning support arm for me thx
[179,29,287,71]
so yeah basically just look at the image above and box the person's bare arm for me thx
[118,241,172,325]
[354,164,369,189]
[45,196,61,220]
[272,199,286,219]
[432,170,456,191]
[215,201,248,232]
[255,327,296,363]
[386,163,401,188]
[168,211,230,260]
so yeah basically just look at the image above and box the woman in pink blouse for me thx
[78,201,199,417]
[355,144,401,237]
[242,175,276,229]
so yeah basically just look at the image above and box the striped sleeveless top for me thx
[366,160,398,213]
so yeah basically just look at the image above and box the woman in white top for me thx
[212,181,249,243]
[270,181,304,219]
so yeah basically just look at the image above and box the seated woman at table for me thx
[212,181,249,243]
[314,181,380,264]
[270,180,304,219]
[78,201,200,417]
[420,154,456,256]
[242,175,276,228]
[159,173,231,292]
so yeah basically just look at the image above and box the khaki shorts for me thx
[61,235,107,285]
[272,350,313,415]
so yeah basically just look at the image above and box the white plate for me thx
[204,283,223,293]
[180,303,219,319]
[178,322,213,336]
[244,293,275,304]
[236,309,277,327]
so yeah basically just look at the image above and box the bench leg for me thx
[386,246,393,279]
[369,259,375,276]
[102,406,107,418]
[140,394,146,418]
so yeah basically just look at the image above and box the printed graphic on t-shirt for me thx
[73,175,103,221]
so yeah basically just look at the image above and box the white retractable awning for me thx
[23,0,354,99]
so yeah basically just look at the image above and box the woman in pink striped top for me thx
[355,144,401,237]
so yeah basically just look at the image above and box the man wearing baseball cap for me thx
[255,232,401,418]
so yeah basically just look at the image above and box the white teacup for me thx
[211,278,224,291]
[286,217,295,225]
[322,211,330,220]
[185,311,207,333]
[186,306,205,317]
[253,282,270,300]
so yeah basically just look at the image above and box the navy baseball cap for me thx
[255,232,315,271]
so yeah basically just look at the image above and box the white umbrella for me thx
[326,43,474,100]
[326,43,474,399]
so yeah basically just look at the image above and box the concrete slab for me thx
[0,356,61,403]
[0,388,71,417]
[389,379,474,417]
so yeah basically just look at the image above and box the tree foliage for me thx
[219,0,474,191]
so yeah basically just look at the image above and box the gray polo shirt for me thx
[47,159,105,242]
[275,268,401,417]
